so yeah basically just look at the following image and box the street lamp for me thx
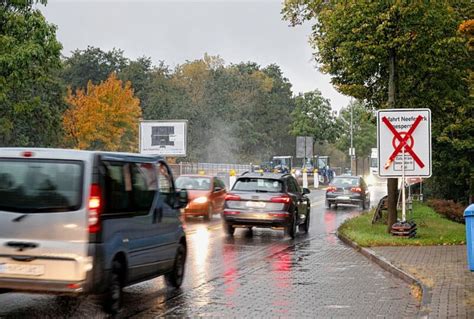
[350,99,356,175]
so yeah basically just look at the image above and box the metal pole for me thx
[402,147,406,222]
[350,99,355,175]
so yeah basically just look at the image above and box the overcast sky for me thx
[40,0,350,111]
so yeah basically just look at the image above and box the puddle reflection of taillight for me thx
[324,212,336,244]
[223,245,239,306]
[269,245,291,310]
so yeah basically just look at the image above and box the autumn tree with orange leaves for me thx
[63,73,141,152]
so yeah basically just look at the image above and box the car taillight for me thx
[225,194,241,201]
[88,184,102,233]
[327,186,337,192]
[351,187,362,193]
[270,195,291,204]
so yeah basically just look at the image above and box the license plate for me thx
[246,201,266,208]
[337,196,350,200]
[0,263,44,276]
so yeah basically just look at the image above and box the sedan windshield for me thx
[233,178,283,193]
[176,176,211,190]
[0,159,83,213]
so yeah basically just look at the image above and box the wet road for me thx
[0,184,419,318]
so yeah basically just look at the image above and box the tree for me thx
[63,73,141,152]
[283,1,473,230]
[0,0,65,147]
[61,46,127,91]
[290,90,339,145]
[336,101,376,160]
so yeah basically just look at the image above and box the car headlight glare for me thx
[194,196,208,204]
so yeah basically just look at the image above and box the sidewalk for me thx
[371,245,474,318]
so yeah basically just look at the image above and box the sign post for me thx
[377,109,431,237]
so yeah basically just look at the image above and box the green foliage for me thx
[290,90,339,144]
[60,46,127,91]
[282,0,473,203]
[0,0,65,147]
[338,202,466,247]
[336,100,376,158]
[137,55,295,163]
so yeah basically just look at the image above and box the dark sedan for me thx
[325,176,370,209]
[223,172,311,238]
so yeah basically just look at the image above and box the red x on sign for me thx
[382,115,425,170]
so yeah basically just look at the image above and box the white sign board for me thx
[377,109,431,177]
[139,120,187,156]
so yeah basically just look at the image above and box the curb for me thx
[336,232,431,318]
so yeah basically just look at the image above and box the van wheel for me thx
[103,262,123,315]
[165,244,186,288]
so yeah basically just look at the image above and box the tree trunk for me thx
[386,49,398,233]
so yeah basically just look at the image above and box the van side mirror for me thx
[303,188,311,195]
[175,189,188,209]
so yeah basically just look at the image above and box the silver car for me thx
[0,148,188,314]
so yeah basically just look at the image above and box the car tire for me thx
[334,203,338,209]
[103,261,123,315]
[326,200,331,209]
[286,212,297,239]
[299,208,310,233]
[165,244,186,288]
[204,205,213,221]
[224,222,235,236]
[361,200,366,209]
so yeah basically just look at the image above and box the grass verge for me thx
[338,202,466,247]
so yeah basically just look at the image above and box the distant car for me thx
[175,175,226,220]
[222,172,311,238]
[325,176,370,209]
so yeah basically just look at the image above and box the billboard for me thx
[139,120,187,156]
[296,136,313,158]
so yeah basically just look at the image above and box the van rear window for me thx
[0,159,83,213]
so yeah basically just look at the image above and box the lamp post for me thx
[350,99,356,175]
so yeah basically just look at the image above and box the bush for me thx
[427,199,466,224]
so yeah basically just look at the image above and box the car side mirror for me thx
[175,189,188,209]
[302,188,311,195]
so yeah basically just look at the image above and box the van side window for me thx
[131,163,157,215]
[157,163,175,207]
[103,161,130,214]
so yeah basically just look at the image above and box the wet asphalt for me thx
[0,184,419,318]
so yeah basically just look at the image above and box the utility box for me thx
[464,204,474,271]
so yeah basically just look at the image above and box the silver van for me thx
[0,148,188,314]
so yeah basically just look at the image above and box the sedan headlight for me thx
[193,196,208,204]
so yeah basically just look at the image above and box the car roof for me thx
[177,174,213,178]
[238,172,290,180]
[0,147,164,162]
